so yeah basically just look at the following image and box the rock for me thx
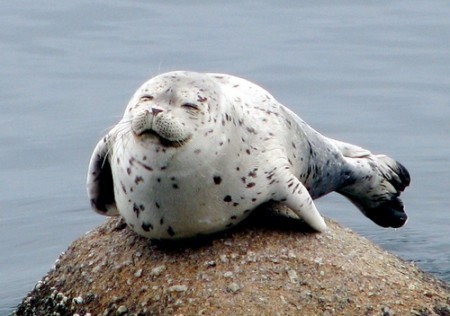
[168,285,188,293]
[13,207,450,315]
[134,268,143,278]
[287,269,299,284]
[150,265,166,277]
[223,271,234,278]
[72,296,83,304]
[116,305,128,315]
[226,282,241,293]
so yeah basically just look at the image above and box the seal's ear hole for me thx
[181,102,200,110]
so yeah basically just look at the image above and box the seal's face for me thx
[129,96,194,148]
[123,72,221,149]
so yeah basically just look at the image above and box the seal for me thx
[87,71,410,239]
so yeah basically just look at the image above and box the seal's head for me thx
[122,71,223,148]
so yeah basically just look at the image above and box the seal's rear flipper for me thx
[86,137,119,216]
[350,196,407,228]
[337,150,410,228]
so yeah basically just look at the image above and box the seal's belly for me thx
[111,153,263,239]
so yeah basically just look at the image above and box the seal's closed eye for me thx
[181,102,199,110]
[139,95,154,102]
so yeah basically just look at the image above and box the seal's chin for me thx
[136,129,191,148]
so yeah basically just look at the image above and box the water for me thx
[1,1,449,313]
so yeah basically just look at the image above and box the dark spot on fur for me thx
[245,149,251,155]
[213,176,222,184]
[230,215,237,220]
[127,168,131,175]
[136,160,153,171]
[133,203,140,217]
[135,176,144,184]
[247,182,256,188]
[160,217,164,225]
[248,170,257,178]
[224,195,232,202]
[303,169,312,181]
[167,226,175,237]
[142,222,153,232]
[155,202,160,208]
[197,95,207,102]
[172,184,179,189]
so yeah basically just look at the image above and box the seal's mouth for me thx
[137,129,191,148]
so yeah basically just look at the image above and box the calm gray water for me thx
[1,1,449,312]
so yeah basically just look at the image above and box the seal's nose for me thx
[152,108,163,116]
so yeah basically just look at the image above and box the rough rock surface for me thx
[15,207,449,315]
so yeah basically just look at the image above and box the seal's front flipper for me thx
[86,137,119,216]
[275,176,327,232]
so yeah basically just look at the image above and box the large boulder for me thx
[15,208,449,315]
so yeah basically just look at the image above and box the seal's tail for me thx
[334,140,411,228]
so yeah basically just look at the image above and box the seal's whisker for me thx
[113,120,132,137]
[101,148,111,168]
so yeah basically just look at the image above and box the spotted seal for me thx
[87,71,410,239]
